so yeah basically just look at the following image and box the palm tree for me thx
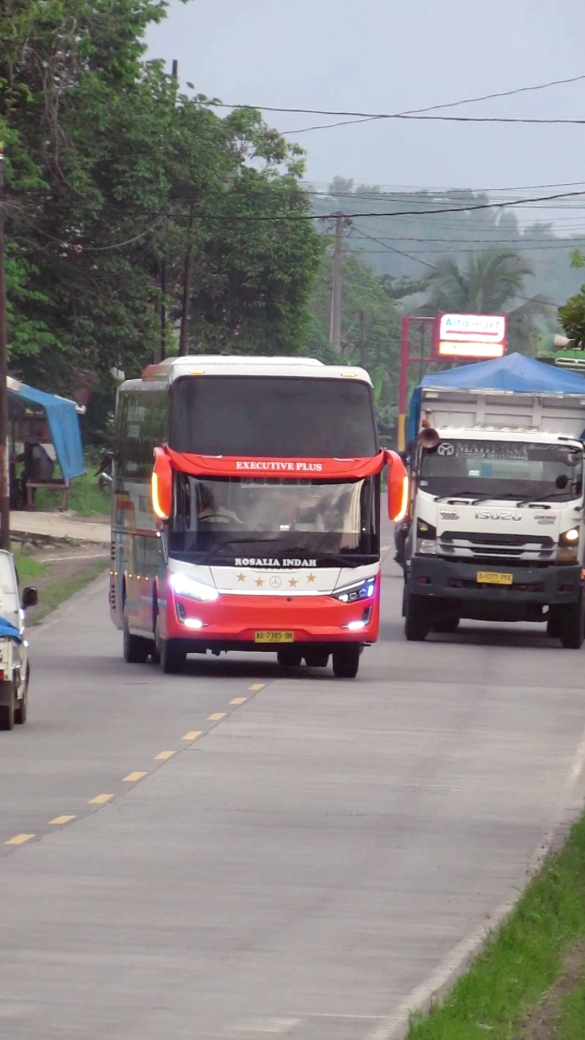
[422,249,554,354]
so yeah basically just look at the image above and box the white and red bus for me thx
[110,356,407,678]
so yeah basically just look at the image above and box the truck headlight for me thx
[332,577,376,603]
[416,518,437,555]
[558,529,580,562]
[169,572,219,602]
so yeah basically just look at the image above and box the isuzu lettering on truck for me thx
[110,356,407,678]
[404,356,585,648]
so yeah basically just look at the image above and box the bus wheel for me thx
[277,648,302,667]
[304,649,329,668]
[332,644,360,679]
[161,639,186,674]
[123,618,150,664]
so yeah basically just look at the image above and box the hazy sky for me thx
[146,0,585,201]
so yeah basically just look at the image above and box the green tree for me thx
[1,0,322,419]
[306,250,401,441]
[421,250,553,354]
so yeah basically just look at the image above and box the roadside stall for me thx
[8,378,85,511]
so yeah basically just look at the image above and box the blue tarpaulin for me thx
[0,617,22,643]
[407,354,585,444]
[9,383,85,481]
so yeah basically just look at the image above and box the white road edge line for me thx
[366,720,585,1040]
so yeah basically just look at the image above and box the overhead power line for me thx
[209,72,585,120]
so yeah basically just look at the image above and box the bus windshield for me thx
[420,438,583,503]
[170,376,378,457]
[168,476,379,564]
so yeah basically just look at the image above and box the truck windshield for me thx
[170,376,378,457]
[168,476,379,564]
[420,439,583,503]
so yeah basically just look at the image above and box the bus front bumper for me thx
[163,590,380,646]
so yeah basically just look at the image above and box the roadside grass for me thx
[404,811,585,1040]
[29,560,108,623]
[557,966,585,1038]
[34,471,111,517]
[13,549,108,625]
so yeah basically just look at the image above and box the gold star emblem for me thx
[307,573,316,583]
[288,577,298,587]
[255,577,265,587]
[237,572,246,582]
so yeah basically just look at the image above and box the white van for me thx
[0,550,37,730]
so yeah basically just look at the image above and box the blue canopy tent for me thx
[407,354,585,445]
[8,382,85,481]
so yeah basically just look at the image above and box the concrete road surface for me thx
[2,547,585,1040]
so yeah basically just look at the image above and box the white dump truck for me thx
[404,369,585,647]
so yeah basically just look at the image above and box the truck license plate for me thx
[476,571,513,586]
[255,631,294,643]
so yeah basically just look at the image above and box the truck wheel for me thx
[14,666,29,725]
[304,649,329,668]
[547,609,562,639]
[559,592,585,649]
[123,617,150,663]
[160,639,186,674]
[332,644,361,679]
[434,616,460,634]
[404,591,430,642]
[277,648,303,667]
[0,682,15,731]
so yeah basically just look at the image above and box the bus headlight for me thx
[332,577,376,603]
[558,529,580,563]
[169,572,219,602]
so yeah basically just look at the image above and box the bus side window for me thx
[115,393,129,484]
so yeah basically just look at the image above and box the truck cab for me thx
[404,384,585,648]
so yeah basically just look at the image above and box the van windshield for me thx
[420,439,583,503]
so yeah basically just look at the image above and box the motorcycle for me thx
[95,449,113,489]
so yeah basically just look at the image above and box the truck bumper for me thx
[407,556,582,606]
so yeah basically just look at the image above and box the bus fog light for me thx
[344,620,368,631]
[184,618,205,630]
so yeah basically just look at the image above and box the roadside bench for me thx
[25,479,70,512]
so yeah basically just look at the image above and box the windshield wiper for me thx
[189,537,276,564]
[516,491,574,507]
[436,491,493,504]
[279,548,369,568]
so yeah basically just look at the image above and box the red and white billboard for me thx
[436,313,507,359]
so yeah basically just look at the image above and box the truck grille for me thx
[439,530,555,563]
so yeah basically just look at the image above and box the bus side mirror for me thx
[152,448,173,521]
[386,450,409,523]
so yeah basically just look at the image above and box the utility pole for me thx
[329,213,344,354]
[178,206,194,356]
[358,310,367,369]
[0,142,9,550]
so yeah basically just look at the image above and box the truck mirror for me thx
[22,586,38,609]
[152,447,173,521]
[386,450,409,523]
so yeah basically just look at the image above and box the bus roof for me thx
[130,355,373,388]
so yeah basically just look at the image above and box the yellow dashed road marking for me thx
[154,751,175,761]
[207,712,226,721]
[49,815,76,825]
[89,794,113,805]
[230,697,247,705]
[123,772,147,783]
[5,834,34,846]
[249,683,265,691]
[182,731,202,741]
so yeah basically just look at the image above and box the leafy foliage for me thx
[1,0,322,429]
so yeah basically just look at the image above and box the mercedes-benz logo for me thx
[269,575,282,589]
[437,442,455,456]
